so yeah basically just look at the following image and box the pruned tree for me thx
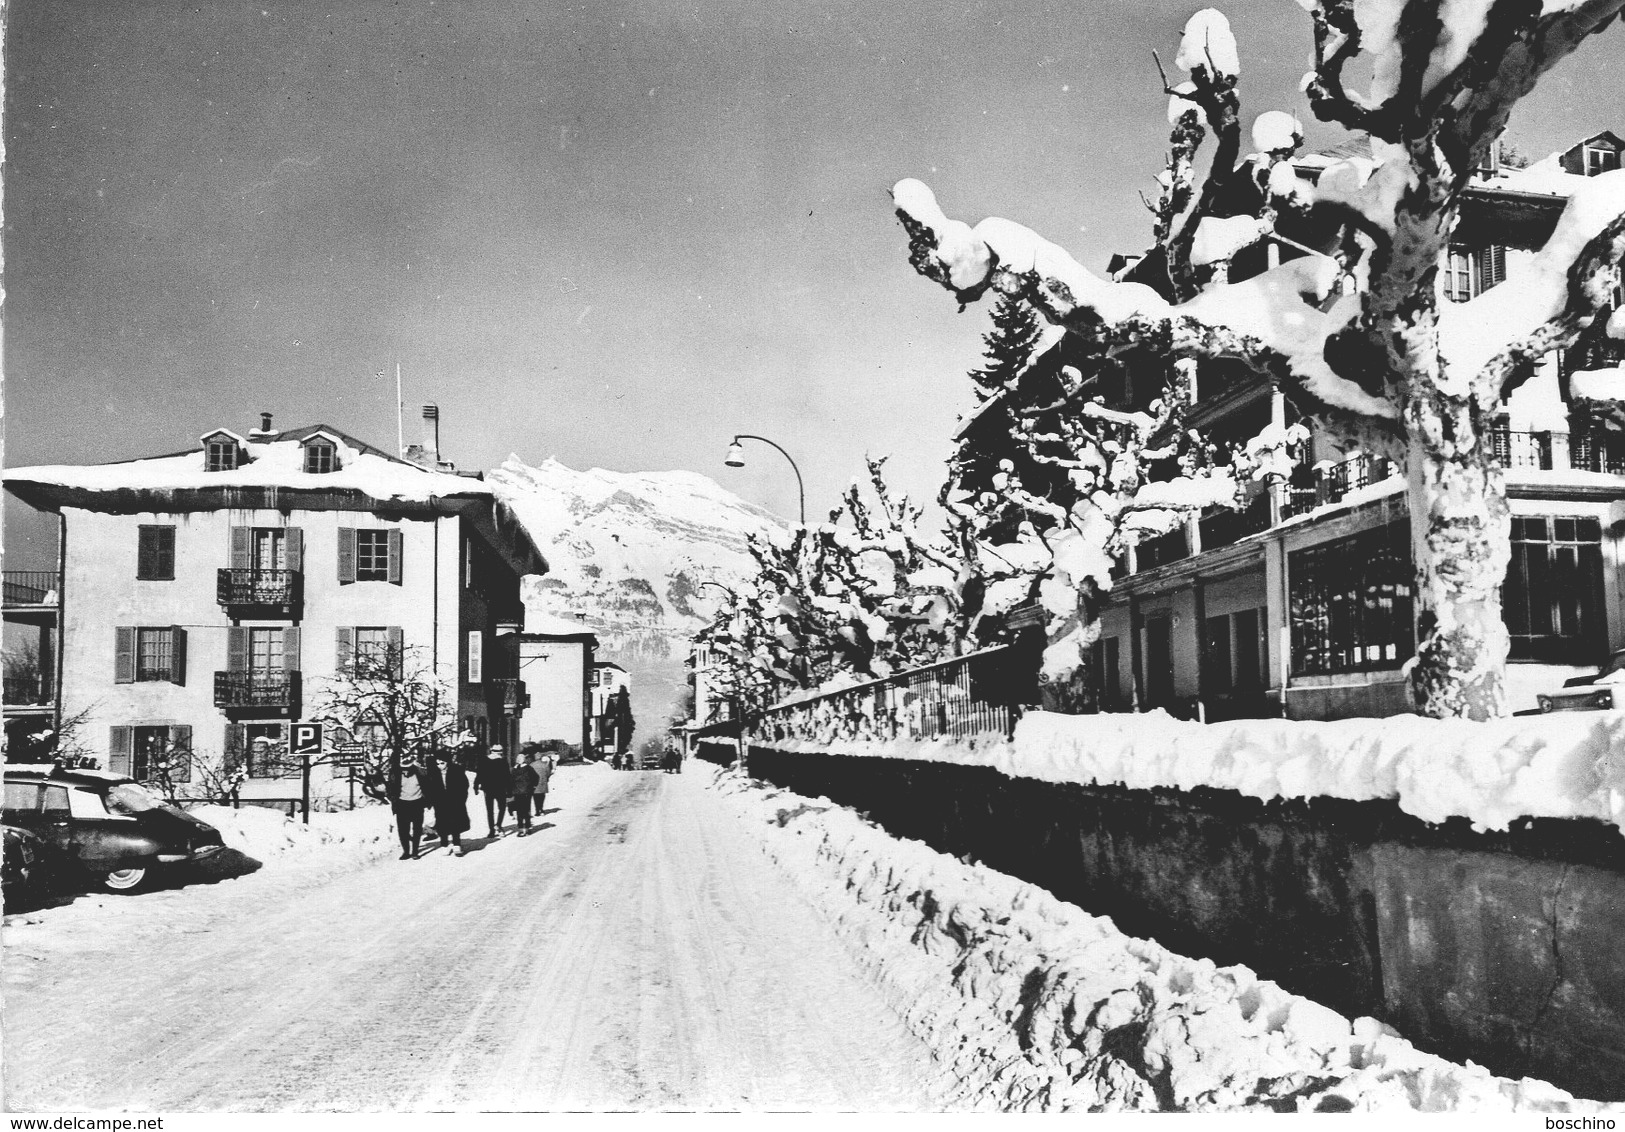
[893,3,1625,719]
[310,643,458,801]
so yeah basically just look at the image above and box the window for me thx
[1443,245,1505,303]
[136,628,174,681]
[112,724,192,783]
[336,626,401,677]
[338,527,402,584]
[356,531,390,581]
[115,626,186,684]
[137,525,175,580]
[244,723,288,779]
[249,628,285,673]
[3,782,39,818]
[467,631,483,684]
[1585,145,1621,177]
[1204,616,1233,694]
[304,442,337,474]
[253,529,286,572]
[355,627,391,670]
[1290,522,1414,676]
[205,438,239,472]
[1504,516,1606,663]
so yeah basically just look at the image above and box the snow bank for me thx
[761,708,1625,837]
[704,765,1620,1111]
[189,803,396,869]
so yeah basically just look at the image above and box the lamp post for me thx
[724,434,805,526]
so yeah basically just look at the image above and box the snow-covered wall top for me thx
[759,709,1625,839]
[5,431,488,507]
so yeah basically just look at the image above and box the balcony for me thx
[214,670,300,712]
[4,571,61,628]
[1281,453,1399,520]
[217,568,301,614]
[1198,491,1272,551]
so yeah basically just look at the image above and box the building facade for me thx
[516,612,597,759]
[4,417,546,805]
[1067,133,1625,720]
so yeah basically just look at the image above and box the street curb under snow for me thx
[701,765,1624,1113]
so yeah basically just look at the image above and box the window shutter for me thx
[158,526,176,579]
[285,527,304,573]
[169,726,193,783]
[137,527,156,579]
[283,627,302,674]
[1477,245,1507,291]
[115,627,136,684]
[468,631,483,684]
[336,627,354,675]
[224,724,245,774]
[227,626,249,673]
[387,528,403,585]
[170,626,187,686]
[387,626,404,679]
[230,526,252,569]
[109,726,133,777]
[337,527,357,584]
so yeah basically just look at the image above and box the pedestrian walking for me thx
[385,753,436,860]
[473,743,513,837]
[424,748,471,855]
[510,752,539,835]
[533,749,555,815]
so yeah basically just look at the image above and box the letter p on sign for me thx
[290,722,324,756]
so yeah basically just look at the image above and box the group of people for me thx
[383,742,555,860]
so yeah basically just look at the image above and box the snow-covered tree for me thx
[310,643,459,801]
[971,293,1045,401]
[893,3,1625,719]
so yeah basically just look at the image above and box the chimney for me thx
[421,404,440,465]
[248,412,276,440]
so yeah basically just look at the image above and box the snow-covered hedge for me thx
[706,765,1622,1112]
[759,708,1625,837]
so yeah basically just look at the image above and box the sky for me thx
[5,0,1624,568]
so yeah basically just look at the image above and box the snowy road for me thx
[3,765,940,1112]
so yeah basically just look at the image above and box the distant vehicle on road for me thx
[1535,649,1625,713]
[1,764,226,893]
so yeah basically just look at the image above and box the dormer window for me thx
[304,440,338,474]
[1585,144,1621,177]
[202,433,243,471]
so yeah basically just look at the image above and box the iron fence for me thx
[214,670,301,709]
[753,645,1022,748]
[216,568,302,608]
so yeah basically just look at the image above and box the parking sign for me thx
[289,722,324,756]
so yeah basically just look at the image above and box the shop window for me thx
[1504,516,1606,663]
[1289,521,1414,676]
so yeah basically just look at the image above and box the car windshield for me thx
[1602,653,1625,679]
[105,783,163,816]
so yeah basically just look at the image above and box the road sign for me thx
[289,722,324,756]
[329,742,367,768]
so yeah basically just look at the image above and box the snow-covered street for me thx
[2,764,940,1112]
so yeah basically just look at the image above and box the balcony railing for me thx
[214,670,300,709]
[3,674,51,706]
[1136,528,1188,569]
[754,645,1021,748]
[1199,491,1272,551]
[1490,429,1554,470]
[217,568,302,610]
[1567,430,1625,475]
[3,571,59,607]
[1281,453,1400,520]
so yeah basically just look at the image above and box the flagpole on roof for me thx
[396,360,404,458]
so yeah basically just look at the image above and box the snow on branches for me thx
[895,1,1625,719]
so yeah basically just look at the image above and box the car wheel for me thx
[100,867,147,893]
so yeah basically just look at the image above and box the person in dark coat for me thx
[385,753,438,860]
[472,743,513,837]
[424,749,471,856]
[510,753,540,835]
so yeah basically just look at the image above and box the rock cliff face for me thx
[487,456,785,740]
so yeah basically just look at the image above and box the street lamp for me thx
[724,434,806,525]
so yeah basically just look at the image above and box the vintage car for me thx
[1,764,226,893]
[1535,649,1625,713]
[3,823,42,893]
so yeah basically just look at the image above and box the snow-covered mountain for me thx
[487,456,787,739]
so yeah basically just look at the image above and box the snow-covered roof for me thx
[523,610,599,638]
[5,423,493,510]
